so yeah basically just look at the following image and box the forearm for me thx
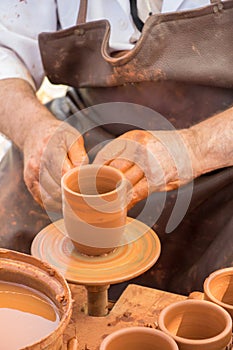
[0,78,58,150]
[181,108,233,178]
[0,78,88,209]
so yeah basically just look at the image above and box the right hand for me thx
[23,119,88,213]
[94,129,196,209]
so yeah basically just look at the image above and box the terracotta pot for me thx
[99,327,179,350]
[61,164,128,256]
[158,299,232,350]
[0,248,72,350]
[204,267,233,320]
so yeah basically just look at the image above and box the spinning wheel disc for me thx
[31,217,161,286]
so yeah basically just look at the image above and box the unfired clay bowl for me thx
[0,248,72,350]
[204,267,233,320]
[99,326,179,350]
[158,299,232,350]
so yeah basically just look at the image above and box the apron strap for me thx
[210,0,224,12]
[129,0,144,32]
[76,0,224,25]
[77,0,88,24]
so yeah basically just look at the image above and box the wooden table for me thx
[63,283,186,350]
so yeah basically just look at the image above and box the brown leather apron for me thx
[0,0,232,298]
[39,0,233,298]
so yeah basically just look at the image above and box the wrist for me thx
[178,128,205,179]
[189,111,233,174]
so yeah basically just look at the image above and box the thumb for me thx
[68,139,89,166]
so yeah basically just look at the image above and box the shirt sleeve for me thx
[0,1,57,90]
[0,47,36,90]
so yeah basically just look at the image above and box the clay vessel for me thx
[99,326,179,350]
[0,248,72,350]
[158,299,232,350]
[204,267,233,320]
[61,164,128,256]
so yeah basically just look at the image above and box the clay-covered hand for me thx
[94,129,199,209]
[23,119,88,212]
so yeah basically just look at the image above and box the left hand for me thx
[23,119,88,213]
[94,129,196,209]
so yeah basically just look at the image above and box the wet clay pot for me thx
[61,164,128,256]
[158,299,232,350]
[0,249,72,350]
[204,267,233,320]
[99,327,179,350]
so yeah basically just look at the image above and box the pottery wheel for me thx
[31,217,161,286]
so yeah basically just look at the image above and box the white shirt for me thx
[0,0,210,90]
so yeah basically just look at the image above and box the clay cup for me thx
[204,267,233,321]
[61,164,128,256]
[99,327,179,350]
[158,299,232,350]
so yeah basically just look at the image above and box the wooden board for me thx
[64,283,186,350]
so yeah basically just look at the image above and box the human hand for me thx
[23,119,88,212]
[94,129,197,209]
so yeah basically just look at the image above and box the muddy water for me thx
[0,281,60,350]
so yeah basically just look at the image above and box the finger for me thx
[68,139,89,167]
[108,158,134,172]
[24,164,42,205]
[62,153,89,177]
[93,150,113,165]
[26,180,43,207]
[39,169,62,205]
[24,170,58,211]
[41,148,67,185]
[42,144,79,186]
[94,138,127,164]
[127,177,149,210]
[124,164,144,186]
[165,180,180,191]
[62,156,73,175]
[39,185,62,213]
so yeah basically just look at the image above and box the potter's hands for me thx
[94,129,199,209]
[23,119,88,212]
